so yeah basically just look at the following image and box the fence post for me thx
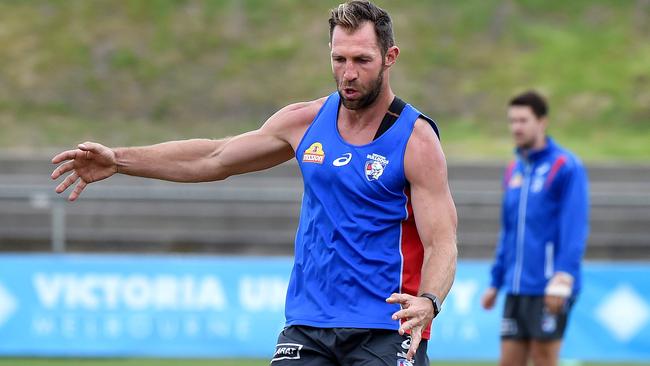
[51,199,66,252]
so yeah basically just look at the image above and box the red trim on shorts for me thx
[400,187,430,339]
[545,156,567,189]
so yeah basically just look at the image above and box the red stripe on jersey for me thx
[545,156,567,189]
[400,186,430,339]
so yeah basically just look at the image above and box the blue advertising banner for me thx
[0,254,291,358]
[0,255,648,361]
[432,261,650,362]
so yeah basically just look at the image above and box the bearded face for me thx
[336,67,384,110]
[330,22,387,111]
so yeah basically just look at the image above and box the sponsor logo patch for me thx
[501,318,518,336]
[508,172,523,188]
[397,359,414,366]
[531,163,549,193]
[333,152,352,167]
[401,336,411,350]
[271,343,303,362]
[397,335,414,365]
[365,153,389,181]
[302,142,325,164]
[542,312,557,333]
[535,163,550,176]
[531,176,544,193]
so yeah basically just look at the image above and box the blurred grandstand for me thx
[0,156,648,260]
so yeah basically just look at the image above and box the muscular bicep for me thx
[211,129,295,178]
[405,120,457,248]
[205,100,321,180]
[405,119,457,300]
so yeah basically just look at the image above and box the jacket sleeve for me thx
[490,223,506,289]
[555,159,589,276]
[490,184,509,289]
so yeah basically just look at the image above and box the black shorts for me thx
[501,294,575,341]
[271,325,429,366]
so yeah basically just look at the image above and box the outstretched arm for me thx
[386,119,458,360]
[51,100,321,201]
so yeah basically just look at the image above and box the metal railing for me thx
[1,178,649,254]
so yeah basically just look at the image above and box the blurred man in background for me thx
[51,1,457,364]
[481,91,589,366]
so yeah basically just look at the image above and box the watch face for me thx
[433,298,441,313]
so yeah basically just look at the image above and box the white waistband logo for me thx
[332,153,352,167]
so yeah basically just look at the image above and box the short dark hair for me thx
[509,90,549,118]
[328,1,394,56]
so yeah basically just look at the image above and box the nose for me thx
[509,123,519,133]
[343,62,358,82]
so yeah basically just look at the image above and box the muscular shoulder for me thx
[408,118,444,162]
[279,98,326,120]
[405,118,447,184]
[261,97,327,148]
[266,98,326,127]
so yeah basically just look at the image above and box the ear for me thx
[539,116,549,131]
[384,46,399,68]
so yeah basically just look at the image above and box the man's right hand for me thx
[51,142,117,201]
[480,287,498,310]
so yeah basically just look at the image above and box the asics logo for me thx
[332,153,352,167]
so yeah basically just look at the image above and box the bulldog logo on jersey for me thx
[365,153,389,181]
[531,163,550,193]
[302,142,325,164]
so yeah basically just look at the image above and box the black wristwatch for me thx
[419,293,441,318]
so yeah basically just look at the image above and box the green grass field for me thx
[1,359,649,366]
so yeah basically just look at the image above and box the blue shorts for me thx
[271,325,429,365]
[501,295,575,341]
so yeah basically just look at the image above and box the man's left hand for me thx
[386,293,434,361]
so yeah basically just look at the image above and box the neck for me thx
[532,134,547,151]
[521,135,548,158]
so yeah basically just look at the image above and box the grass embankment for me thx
[1,0,648,161]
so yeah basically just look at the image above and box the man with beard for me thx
[481,91,589,366]
[51,1,457,364]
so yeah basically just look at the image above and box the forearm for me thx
[418,236,457,302]
[115,138,230,182]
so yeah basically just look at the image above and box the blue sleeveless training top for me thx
[285,92,438,337]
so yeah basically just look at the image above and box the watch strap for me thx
[419,293,441,318]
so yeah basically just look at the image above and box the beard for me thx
[336,68,384,110]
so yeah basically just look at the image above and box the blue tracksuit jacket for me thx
[490,137,589,295]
